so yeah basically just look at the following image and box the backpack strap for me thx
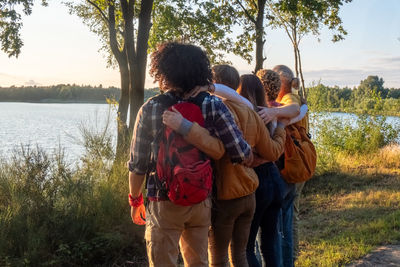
[187,91,209,108]
[145,93,178,193]
[153,92,179,109]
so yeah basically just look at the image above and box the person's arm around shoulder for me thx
[162,107,225,160]
[213,83,254,110]
[254,112,287,162]
[212,98,252,164]
[289,104,308,125]
[258,101,300,124]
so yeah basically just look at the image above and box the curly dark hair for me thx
[149,42,213,96]
[256,69,281,102]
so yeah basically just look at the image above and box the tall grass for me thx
[0,123,146,265]
[311,113,399,174]
[296,113,400,266]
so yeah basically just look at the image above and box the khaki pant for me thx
[208,193,256,267]
[145,198,212,267]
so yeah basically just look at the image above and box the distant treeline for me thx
[307,75,400,116]
[0,84,161,103]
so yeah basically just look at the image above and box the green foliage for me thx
[268,0,351,43]
[64,0,125,68]
[0,0,47,57]
[0,121,146,265]
[0,85,159,103]
[307,77,400,116]
[150,1,237,64]
[206,0,267,64]
[312,112,399,175]
[0,84,120,103]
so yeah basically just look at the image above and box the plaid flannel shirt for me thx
[128,92,251,200]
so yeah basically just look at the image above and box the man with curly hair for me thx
[127,42,253,266]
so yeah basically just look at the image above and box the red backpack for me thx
[156,92,213,206]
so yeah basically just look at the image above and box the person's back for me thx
[272,64,305,267]
[127,43,252,267]
[207,67,286,267]
[215,99,285,200]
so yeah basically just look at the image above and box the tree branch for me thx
[235,0,256,24]
[267,2,295,44]
[86,0,109,24]
[107,0,125,63]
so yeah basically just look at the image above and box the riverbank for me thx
[296,144,400,266]
[312,107,400,117]
[0,99,108,104]
[0,86,159,104]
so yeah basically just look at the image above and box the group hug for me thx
[127,41,315,267]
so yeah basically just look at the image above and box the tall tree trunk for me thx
[116,63,130,159]
[107,1,130,158]
[254,0,266,73]
[128,0,154,132]
[296,46,306,99]
[292,26,299,78]
[293,43,299,78]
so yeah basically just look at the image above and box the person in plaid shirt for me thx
[127,42,252,267]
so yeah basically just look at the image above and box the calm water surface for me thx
[0,102,116,162]
[0,103,399,162]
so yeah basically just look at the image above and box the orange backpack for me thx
[279,122,317,184]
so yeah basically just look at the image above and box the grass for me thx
[296,144,400,266]
[1,104,398,265]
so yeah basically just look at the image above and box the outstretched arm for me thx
[289,104,308,125]
[258,103,300,124]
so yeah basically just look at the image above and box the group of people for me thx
[127,42,309,267]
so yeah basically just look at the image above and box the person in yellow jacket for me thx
[256,65,304,267]
[163,65,288,267]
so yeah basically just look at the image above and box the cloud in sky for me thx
[24,79,41,86]
[304,67,400,88]
[304,53,400,88]
[369,56,400,66]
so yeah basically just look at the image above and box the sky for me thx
[1,0,399,89]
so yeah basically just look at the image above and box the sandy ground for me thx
[347,245,400,267]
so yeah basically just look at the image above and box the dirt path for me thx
[347,245,400,266]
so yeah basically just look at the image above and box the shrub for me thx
[0,123,146,265]
[311,113,399,173]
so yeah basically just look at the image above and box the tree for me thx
[267,0,352,99]
[209,0,268,73]
[0,0,47,57]
[66,0,153,157]
[67,0,242,157]
[232,0,268,73]
[354,75,386,100]
[149,1,238,64]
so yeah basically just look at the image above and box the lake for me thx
[1,103,399,163]
[0,102,117,163]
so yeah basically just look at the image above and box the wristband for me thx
[129,193,144,207]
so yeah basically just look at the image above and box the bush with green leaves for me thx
[311,113,399,173]
[0,123,146,265]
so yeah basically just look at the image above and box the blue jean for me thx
[279,177,296,267]
[246,162,290,267]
